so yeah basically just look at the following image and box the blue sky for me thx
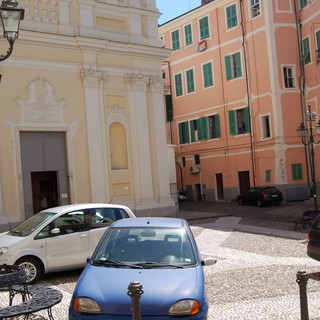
[157,0,201,25]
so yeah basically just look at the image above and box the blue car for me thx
[69,217,216,320]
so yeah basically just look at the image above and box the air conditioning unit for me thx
[189,165,200,173]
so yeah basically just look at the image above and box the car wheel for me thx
[15,257,42,284]
[275,202,281,205]
[257,200,264,207]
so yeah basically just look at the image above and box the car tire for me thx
[257,200,264,207]
[15,257,42,284]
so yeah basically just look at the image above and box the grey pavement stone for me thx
[1,213,320,320]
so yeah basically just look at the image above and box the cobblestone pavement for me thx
[2,208,320,320]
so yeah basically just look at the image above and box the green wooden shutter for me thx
[228,110,236,135]
[198,117,208,140]
[227,5,237,29]
[203,62,213,87]
[316,30,320,59]
[185,122,190,143]
[225,55,232,80]
[178,123,183,144]
[266,170,271,183]
[190,120,196,142]
[244,107,251,133]
[186,69,195,93]
[165,95,173,122]
[235,52,242,78]
[172,30,180,50]
[292,164,303,180]
[214,114,220,138]
[184,24,193,45]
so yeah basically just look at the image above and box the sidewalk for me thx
[177,199,317,231]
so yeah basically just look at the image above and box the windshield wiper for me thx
[93,259,143,269]
[134,262,184,269]
[8,230,23,237]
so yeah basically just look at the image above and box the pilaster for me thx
[81,67,108,202]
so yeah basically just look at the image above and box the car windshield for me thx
[8,211,56,237]
[92,227,197,268]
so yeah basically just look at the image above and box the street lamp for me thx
[297,104,320,212]
[0,0,24,62]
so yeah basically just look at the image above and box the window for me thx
[225,52,242,80]
[228,107,251,135]
[300,0,308,9]
[199,16,210,40]
[208,114,220,139]
[174,73,183,97]
[316,30,320,60]
[190,118,208,142]
[283,67,294,88]
[251,0,260,18]
[171,30,180,50]
[182,157,186,167]
[261,115,271,139]
[302,38,311,64]
[178,121,190,144]
[194,154,200,165]
[226,4,238,29]
[190,119,199,142]
[203,62,214,88]
[184,24,193,46]
[186,69,195,93]
[265,170,271,183]
[292,163,303,180]
[54,211,85,234]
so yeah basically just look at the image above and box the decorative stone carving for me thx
[16,77,66,123]
[105,105,128,129]
[125,73,164,93]
[81,67,108,88]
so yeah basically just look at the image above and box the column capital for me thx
[81,67,108,88]
[125,73,164,93]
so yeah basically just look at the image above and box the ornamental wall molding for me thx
[125,73,164,93]
[105,105,129,130]
[80,67,108,88]
[16,77,67,123]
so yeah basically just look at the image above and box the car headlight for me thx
[73,297,101,314]
[168,299,200,316]
[0,247,8,256]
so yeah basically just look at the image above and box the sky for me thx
[157,0,201,25]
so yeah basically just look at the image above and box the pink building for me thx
[159,0,320,203]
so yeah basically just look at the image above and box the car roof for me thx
[109,217,188,228]
[40,203,133,214]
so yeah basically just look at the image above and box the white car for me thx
[0,203,135,283]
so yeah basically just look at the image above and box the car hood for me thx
[0,232,25,247]
[74,265,205,316]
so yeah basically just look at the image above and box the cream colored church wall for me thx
[0,64,92,222]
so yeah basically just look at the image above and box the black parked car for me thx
[237,187,283,207]
[307,213,320,262]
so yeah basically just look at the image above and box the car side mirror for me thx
[201,258,217,266]
[50,228,61,235]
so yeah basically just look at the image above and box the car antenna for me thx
[109,192,117,204]
[147,208,152,224]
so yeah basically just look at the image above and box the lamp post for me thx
[297,104,320,212]
[0,0,24,62]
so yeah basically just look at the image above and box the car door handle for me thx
[80,234,88,238]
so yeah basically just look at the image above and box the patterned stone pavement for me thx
[2,214,320,320]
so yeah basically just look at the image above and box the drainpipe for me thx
[239,0,256,186]
[293,0,311,188]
